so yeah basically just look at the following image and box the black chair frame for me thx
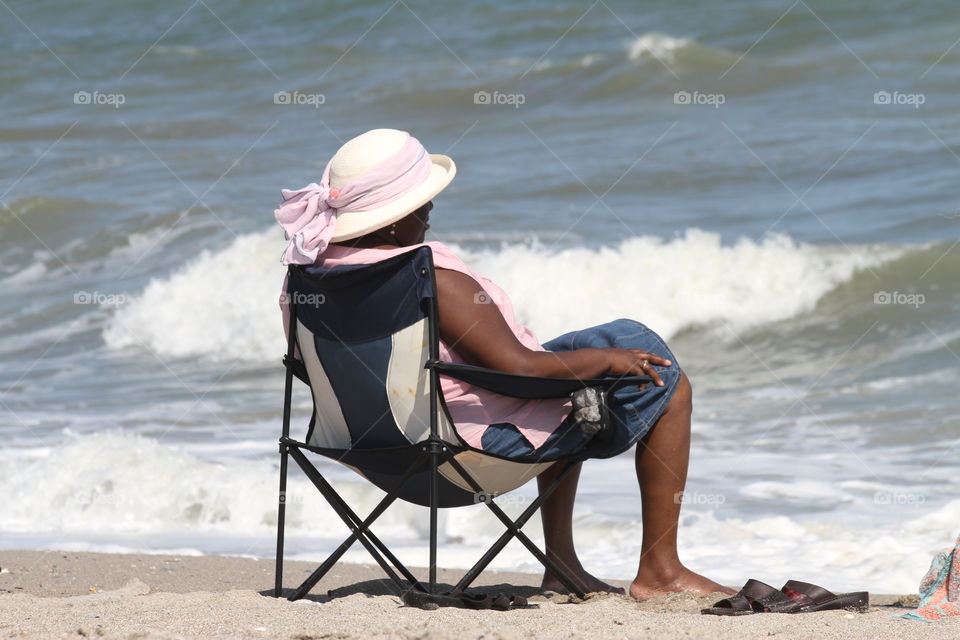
[273,249,649,601]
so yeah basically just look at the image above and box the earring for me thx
[389,224,397,236]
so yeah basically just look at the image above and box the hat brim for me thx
[330,154,456,242]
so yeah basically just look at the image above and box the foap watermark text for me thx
[874,291,925,308]
[74,91,125,108]
[474,90,525,108]
[674,90,725,108]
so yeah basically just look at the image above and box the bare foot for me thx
[629,564,734,601]
[541,568,625,595]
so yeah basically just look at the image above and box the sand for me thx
[0,549,953,639]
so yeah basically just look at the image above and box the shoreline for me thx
[0,549,951,639]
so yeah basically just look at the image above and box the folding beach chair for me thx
[273,246,649,601]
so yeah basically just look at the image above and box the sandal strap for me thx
[705,578,786,614]
[709,593,756,613]
[782,580,834,608]
[737,578,797,612]
[739,579,780,600]
[752,589,800,612]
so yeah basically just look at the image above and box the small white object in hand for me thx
[571,387,605,435]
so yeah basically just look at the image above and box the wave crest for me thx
[103,228,900,362]
[625,32,738,68]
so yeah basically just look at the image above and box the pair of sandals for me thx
[402,588,532,611]
[702,579,869,615]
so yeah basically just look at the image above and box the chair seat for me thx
[295,439,553,508]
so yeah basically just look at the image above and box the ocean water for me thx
[1,0,959,594]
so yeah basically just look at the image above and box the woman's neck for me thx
[331,236,424,251]
[330,236,398,250]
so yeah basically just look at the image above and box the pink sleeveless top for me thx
[280,240,571,450]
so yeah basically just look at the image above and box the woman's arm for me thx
[434,269,670,386]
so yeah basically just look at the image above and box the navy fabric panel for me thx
[361,466,478,508]
[323,444,425,474]
[290,246,435,343]
[307,444,478,508]
[312,332,409,449]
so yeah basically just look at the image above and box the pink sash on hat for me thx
[274,133,432,265]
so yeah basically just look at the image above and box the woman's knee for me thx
[668,371,692,413]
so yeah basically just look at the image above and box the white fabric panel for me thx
[439,451,554,495]
[297,320,352,449]
[386,318,457,444]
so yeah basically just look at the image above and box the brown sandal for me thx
[701,579,796,615]
[702,579,870,616]
[779,580,869,613]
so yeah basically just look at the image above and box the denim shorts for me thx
[479,318,682,461]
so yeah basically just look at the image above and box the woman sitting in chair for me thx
[275,128,733,600]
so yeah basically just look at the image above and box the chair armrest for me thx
[425,360,651,399]
[283,354,310,385]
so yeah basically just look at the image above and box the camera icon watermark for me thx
[73,90,126,109]
[273,91,326,108]
[277,491,304,505]
[873,91,925,108]
[673,90,725,108]
[74,290,127,307]
[874,291,925,308]
[473,291,492,304]
[674,490,726,506]
[473,90,526,109]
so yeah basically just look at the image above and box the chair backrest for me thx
[288,246,458,451]
[286,246,554,506]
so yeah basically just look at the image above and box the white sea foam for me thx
[624,32,739,68]
[0,431,952,594]
[103,227,899,362]
[500,33,729,75]
[0,309,104,358]
[0,261,47,286]
[627,33,696,63]
[578,53,605,68]
[0,431,410,537]
[458,230,899,343]
[103,230,287,361]
[740,480,857,505]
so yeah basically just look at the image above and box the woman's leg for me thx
[537,373,732,598]
[535,319,729,597]
[537,461,625,594]
[630,372,734,599]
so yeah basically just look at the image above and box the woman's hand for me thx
[602,348,672,387]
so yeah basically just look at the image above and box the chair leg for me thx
[274,442,290,598]
[445,457,586,599]
[428,443,440,594]
[285,445,428,600]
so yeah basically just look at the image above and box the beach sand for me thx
[0,549,952,639]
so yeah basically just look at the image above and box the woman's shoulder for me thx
[320,241,466,270]
[422,241,469,271]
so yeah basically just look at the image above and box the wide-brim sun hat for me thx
[329,128,456,241]
[274,128,456,265]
